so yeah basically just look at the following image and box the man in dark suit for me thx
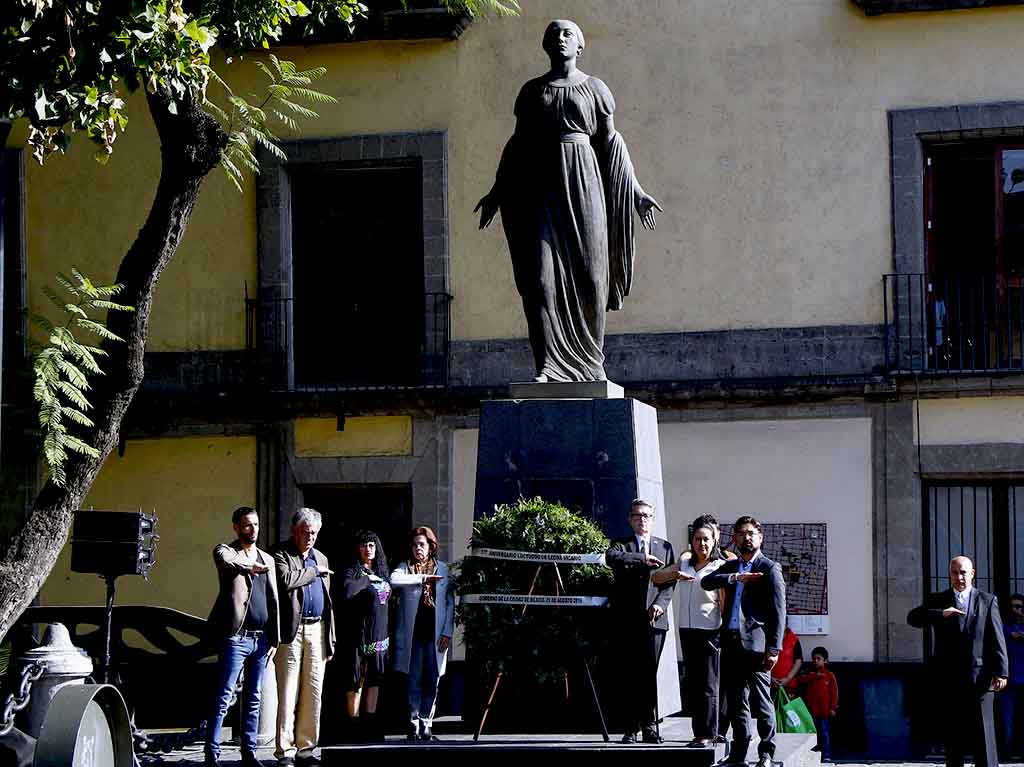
[908,555,1009,767]
[701,516,786,767]
[606,499,676,744]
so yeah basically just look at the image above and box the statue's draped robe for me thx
[494,73,639,382]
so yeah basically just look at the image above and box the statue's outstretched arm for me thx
[475,124,521,229]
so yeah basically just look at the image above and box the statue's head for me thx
[542,19,585,61]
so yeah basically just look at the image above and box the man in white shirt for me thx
[909,556,1008,767]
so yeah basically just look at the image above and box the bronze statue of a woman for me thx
[476,19,662,383]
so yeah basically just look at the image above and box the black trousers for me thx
[945,683,998,767]
[720,630,776,759]
[680,628,721,740]
[619,624,667,732]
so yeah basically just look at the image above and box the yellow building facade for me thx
[6,0,1024,753]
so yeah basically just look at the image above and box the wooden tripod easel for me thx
[473,562,610,742]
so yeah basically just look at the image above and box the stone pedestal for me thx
[475,397,664,536]
[474,394,681,720]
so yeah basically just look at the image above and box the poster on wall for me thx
[722,522,830,634]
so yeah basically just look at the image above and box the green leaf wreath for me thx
[452,497,613,688]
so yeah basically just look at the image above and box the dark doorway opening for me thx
[301,483,413,568]
[301,483,414,736]
[290,160,425,388]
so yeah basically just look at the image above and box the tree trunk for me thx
[0,89,227,642]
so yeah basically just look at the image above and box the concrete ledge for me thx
[508,380,624,400]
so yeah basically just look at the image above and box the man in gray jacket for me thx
[205,506,280,767]
[271,508,335,767]
[701,516,786,767]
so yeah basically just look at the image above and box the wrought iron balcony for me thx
[884,272,1024,374]
[245,293,452,392]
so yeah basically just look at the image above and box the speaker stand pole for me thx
[101,573,117,684]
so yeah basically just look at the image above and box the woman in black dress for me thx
[341,530,392,740]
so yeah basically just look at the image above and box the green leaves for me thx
[209,53,336,192]
[31,268,134,488]
[452,497,612,689]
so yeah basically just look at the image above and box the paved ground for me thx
[140,740,1012,766]
[140,745,1005,766]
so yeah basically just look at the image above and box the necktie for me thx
[640,539,647,556]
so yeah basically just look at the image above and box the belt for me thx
[301,616,322,624]
[559,132,589,144]
[237,629,264,638]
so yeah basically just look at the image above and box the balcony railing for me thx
[245,292,452,392]
[884,272,1024,373]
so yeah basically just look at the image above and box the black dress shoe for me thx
[276,758,295,767]
[296,755,322,767]
[755,754,773,767]
[717,756,746,766]
[687,739,713,748]
[620,732,637,743]
[420,728,440,742]
[641,728,663,744]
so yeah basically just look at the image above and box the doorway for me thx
[300,483,413,569]
[300,483,414,735]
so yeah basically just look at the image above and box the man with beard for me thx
[701,516,785,767]
[205,506,280,767]
[605,499,675,743]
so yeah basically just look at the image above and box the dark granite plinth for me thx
[474,396,680,719]
[475,398,663,539]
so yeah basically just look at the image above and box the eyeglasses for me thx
[1012,604,1024,611]
[630,513,654,520]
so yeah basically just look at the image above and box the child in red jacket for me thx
[797,646,839,759]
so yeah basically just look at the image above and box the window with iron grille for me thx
[924,482,1024,606]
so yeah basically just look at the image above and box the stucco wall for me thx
[453,416,874,662]
[917,396,1024,446]
[294,415,413,457]
[13,2,1024,350]
[660,418,874,662]
[40,435,258,620]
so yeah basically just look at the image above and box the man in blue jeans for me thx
[205,506,281,767]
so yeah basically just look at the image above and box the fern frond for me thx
[56,357,90,389]
[62,434,101,458]
[54,272,80,297]
[88,299,134,312]
[289,87,337,105]
[276,99,319,119]
[204,98,230,123]
[269,54,288,79]
[271,110,299,132]
[254,59,275,82]
[89,283,126,298]
[71,268,100,299]
[63,341,102,374]
[56,381,92,411]
[73,317,124,342]
[62,407,95,428]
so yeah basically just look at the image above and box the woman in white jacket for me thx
[390,526,455,741]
